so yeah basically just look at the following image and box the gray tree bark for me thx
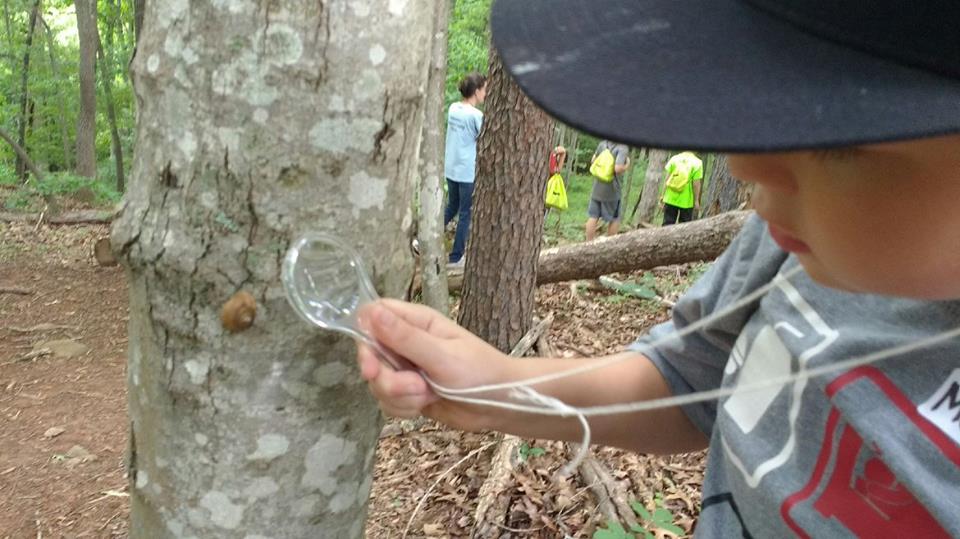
[633,149,670,226]
[417,0,452,313]
[74,0,98,178]
[111,1,435,537]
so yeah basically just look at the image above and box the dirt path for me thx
[0,223,129,537]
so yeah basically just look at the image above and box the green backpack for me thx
[590,148,616,182]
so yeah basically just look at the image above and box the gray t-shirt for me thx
[632,214,960,538]
[590,141,629,202]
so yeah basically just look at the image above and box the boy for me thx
[357,0,960,536]
[661,151,703,226]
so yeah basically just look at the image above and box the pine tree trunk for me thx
[74,0,98,178]
[633,149,670,226]
[110,1,435,536]
[703,154,753,217]
[15,0,39,181]
[457,49,553,352]
[417,0,452,313]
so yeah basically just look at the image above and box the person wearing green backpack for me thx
[586,139,630,240]
[661,151,704,226]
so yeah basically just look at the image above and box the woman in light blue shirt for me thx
[443,72,486,266]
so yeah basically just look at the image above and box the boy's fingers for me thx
[355,344,381,381]
[374,299,464,339]
[360,303,454,373]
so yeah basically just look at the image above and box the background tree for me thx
[73,0,97,178]
[96,3,123,191]
[111,0,435,536]
[702,155,753,217]
[14,0,39,180]
[458,48,552,351]
[632,149,670,226]
[417,0,453,312]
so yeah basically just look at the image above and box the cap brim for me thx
[491,0,960,152]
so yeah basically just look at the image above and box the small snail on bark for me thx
[221,291,257,333]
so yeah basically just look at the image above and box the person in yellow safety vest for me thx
[661,151,704,226]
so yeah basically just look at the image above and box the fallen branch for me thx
[577,452,641,532]
[449,211,749,291]
[472,315,555,538]
[598,276,676,309]
[0,209,118,225]
[0,287,33,296]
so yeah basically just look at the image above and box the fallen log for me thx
[472,315,553,539]
[0,209,118,225]
[0,287,33,296]
[449,211,749,291]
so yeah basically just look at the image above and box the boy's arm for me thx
[480,352,709,454]
[357,300,708,455]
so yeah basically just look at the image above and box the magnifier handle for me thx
[355,332,419,372]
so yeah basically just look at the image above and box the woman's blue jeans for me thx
[443,179,474,263]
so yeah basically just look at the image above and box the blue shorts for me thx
[587,198,621,223]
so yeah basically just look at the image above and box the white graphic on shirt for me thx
[918,369,960,446]
[720,272,839,488]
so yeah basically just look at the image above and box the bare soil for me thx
[0,221,704,538]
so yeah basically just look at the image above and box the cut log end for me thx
[94,238,118,266]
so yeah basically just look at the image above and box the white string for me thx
[433,265,804,396]
[427,323,960,418]
[404,263,960,473]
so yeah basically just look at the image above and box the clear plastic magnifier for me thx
[281,234,416,371]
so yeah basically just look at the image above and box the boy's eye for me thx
[810,147,862,161]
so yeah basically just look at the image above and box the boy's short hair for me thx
[458,72,487,99]
[491,0,960,152]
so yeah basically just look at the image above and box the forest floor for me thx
[0,218,707,538]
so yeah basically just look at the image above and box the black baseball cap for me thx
[491,0,960,152]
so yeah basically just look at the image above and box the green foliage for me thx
[0,0,135,192]
[446,0,492,107]
[593,494,684,539]
[0,162,120,211]
[517,442,546,462]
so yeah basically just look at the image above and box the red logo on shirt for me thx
[781,367,958,538]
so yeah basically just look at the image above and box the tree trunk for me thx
[703,154,753,217]
[416,0,452,313]
[133,0,144,43]
[2,0,11,48]
[632,149,670,226]
[15,0,40,181]
[74,0,98,178]
[0,125,44,182]
[40,16,72,171]
[97,27,125,191]
[621,147,641,216]
[110,1,435,536]
[457,49,553,353]
[447,211,749,290]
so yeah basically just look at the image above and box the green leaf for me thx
[630,501,652,521]
[593,521,633,539]
[652,508,674,525]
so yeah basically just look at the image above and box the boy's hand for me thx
[356,299,508,430]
